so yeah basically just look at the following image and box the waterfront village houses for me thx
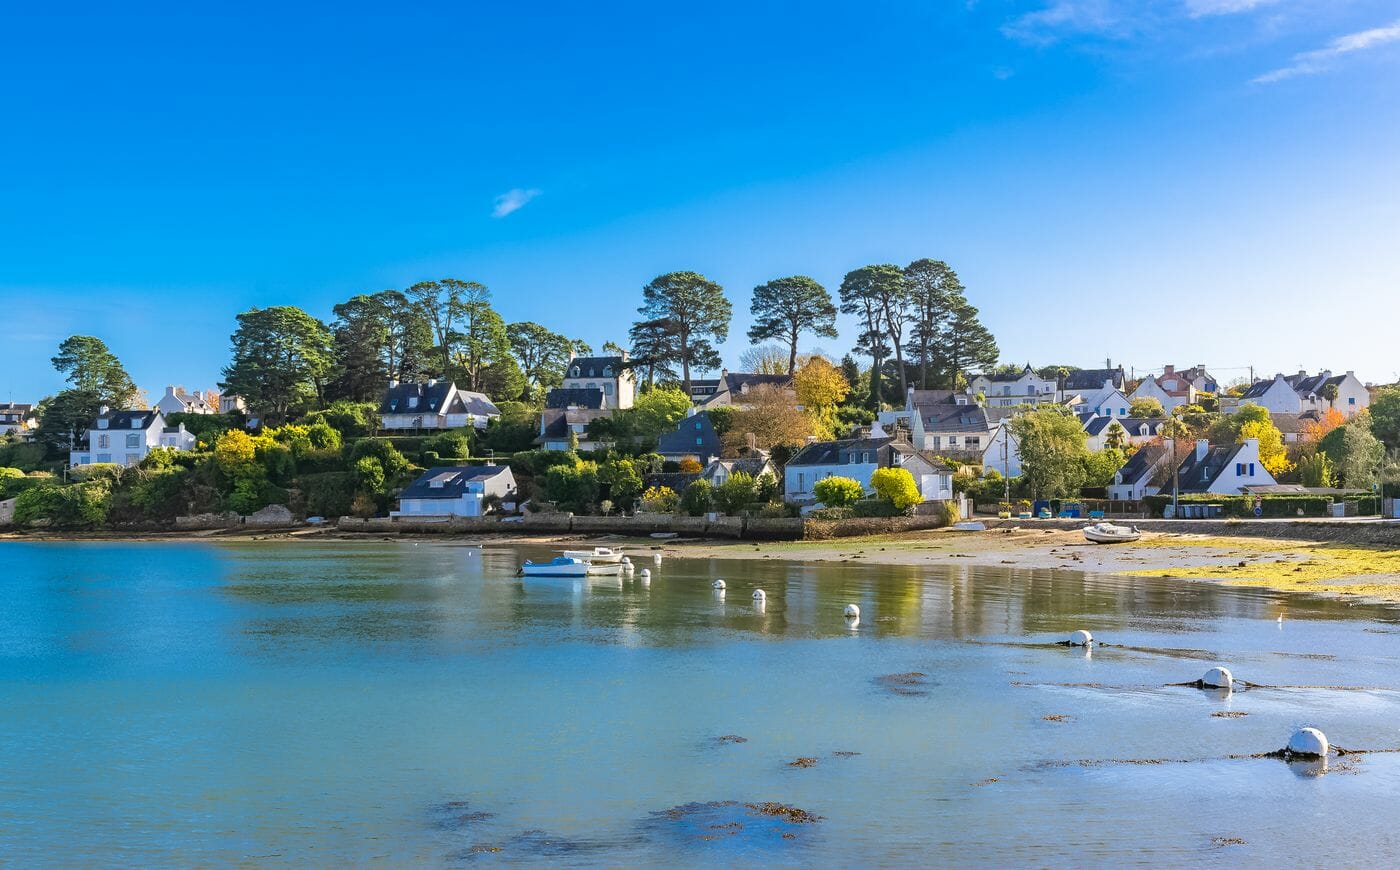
[783,424,956,513]
[1107,440,1175,501]
[379,380,500,431]
[69,408,195,467]
[537,354,635,451]
[1233,370,1370,418]
[967,366,1058,408]
[154,386,218,416]
[393,465,516,518]
[1130,365,1217,413]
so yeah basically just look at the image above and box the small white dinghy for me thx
[1083,522,1141,544]
[561,546,624,564]
[521,556,590,577]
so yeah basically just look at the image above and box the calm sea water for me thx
[3,541,1400,867]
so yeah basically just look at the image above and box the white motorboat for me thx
[521,556,590,577]
[561,546,625,564]
[1083,522,1142,544]
[585,561,623,576]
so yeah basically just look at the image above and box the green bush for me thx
[300,401,378,438]
[680,479,713,516]
[543,462,600,514]
[298,471,357,518]
[14,482,111,528]
[0,441,46,472]
[814,475,864,508]
[422,429,471,460]
[870,467,921,509]
[0,472,52,501]
[713,472,758,515]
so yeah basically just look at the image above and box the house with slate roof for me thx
[880,387,991,457]
[697,370,795,408]
[154,385,218,416]
[562,353,635,410]
[1107,440,1176,501]
[70,407,195,467]
[0,402,36,436]
[1233,370,1369,418]
[702,456,777,487]
[1170,438,1275,494]
[655,411,723,465]
[379,379,499,431]
[393,464,516,517]
[783,424,956,512]
[966,366,1059,408]
[1062,365,1127,394]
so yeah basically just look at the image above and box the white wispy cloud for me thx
[491,187,541,218]
[1001,0,1133,44]
[1185,0,1281,18]
[1253,18,1400,83]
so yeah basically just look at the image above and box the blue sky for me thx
[2,1,1398,401]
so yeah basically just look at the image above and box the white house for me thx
[1107,440,1175,501]
[379,380,500,430]
[981,422,1022,478]
[69,408,195,467]
[392,465,516,518]
[0,402,36,436]
[702,456,777,487]
[1130,374,1194,413]
[1071,380,1132,418]
[154,386,218,416]
[1171,437,1276,495]
[562,353,635,410]
[879,388,991,456]
[536,407,612,452]
[784,426,956,512]
[1233,370,1370,418]
[967,366,1059,408]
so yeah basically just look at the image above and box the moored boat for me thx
[1083,522,1141,544]
[521,556,590,577]
[561,546,624,564]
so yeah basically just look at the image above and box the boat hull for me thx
[1083,524,1141,544]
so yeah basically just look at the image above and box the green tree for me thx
[51,335,139,408]
[747,276,838,374]
[628,387,694,442]
[1009,407,1089,498]
[33,389,103,454]
[814,475,865,508]
[1321,382,1340,410]
[932,293,999,391]
[712,471,758,515]
[599,458,644,508]
[903,259,959,390]
[452,287,514,394]
[407,279,478,377]
[543,461,601,513]
[679,479,713,516]
[1129,397,1166,418]
[507,321,576,400]
[871,467,921,509]
[1083,448,1127,487]
[221,306,334,422]
[839,265,902,411]
[1327,422,1384,489]
[327,291,433,401]
[635,271,732,393]
[626,317,680,391]
[1368,388,1400,449]
[1297,452,1337,488]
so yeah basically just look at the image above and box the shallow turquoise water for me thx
[4,540,1400,866]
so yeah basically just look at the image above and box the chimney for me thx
[388,379,399,389]
[1195,439,1208,461]
[427,378,437,387]
[1346,370,1355,377]
[1163,365,1175,376]
[620,349,629,361]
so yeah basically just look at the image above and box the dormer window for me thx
[408,397,419,409]
[603,366,612,376]
[570,367,579,378]
[132,418,142,428]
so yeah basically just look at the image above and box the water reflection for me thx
[4,541,1400,866]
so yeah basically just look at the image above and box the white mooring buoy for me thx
[653,553,663,565]
[640,568,651,580]
[713,579,727,590]
[1202,666,1233,690]
[1288,727,1329,758]
[844,603,860,619]
[752,589,766,602]
[1068,629,1093,647]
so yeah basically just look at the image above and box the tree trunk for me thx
[787,322,799,375]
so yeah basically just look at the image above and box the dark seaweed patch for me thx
[645,800,822,850]
[874,672,934,696]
